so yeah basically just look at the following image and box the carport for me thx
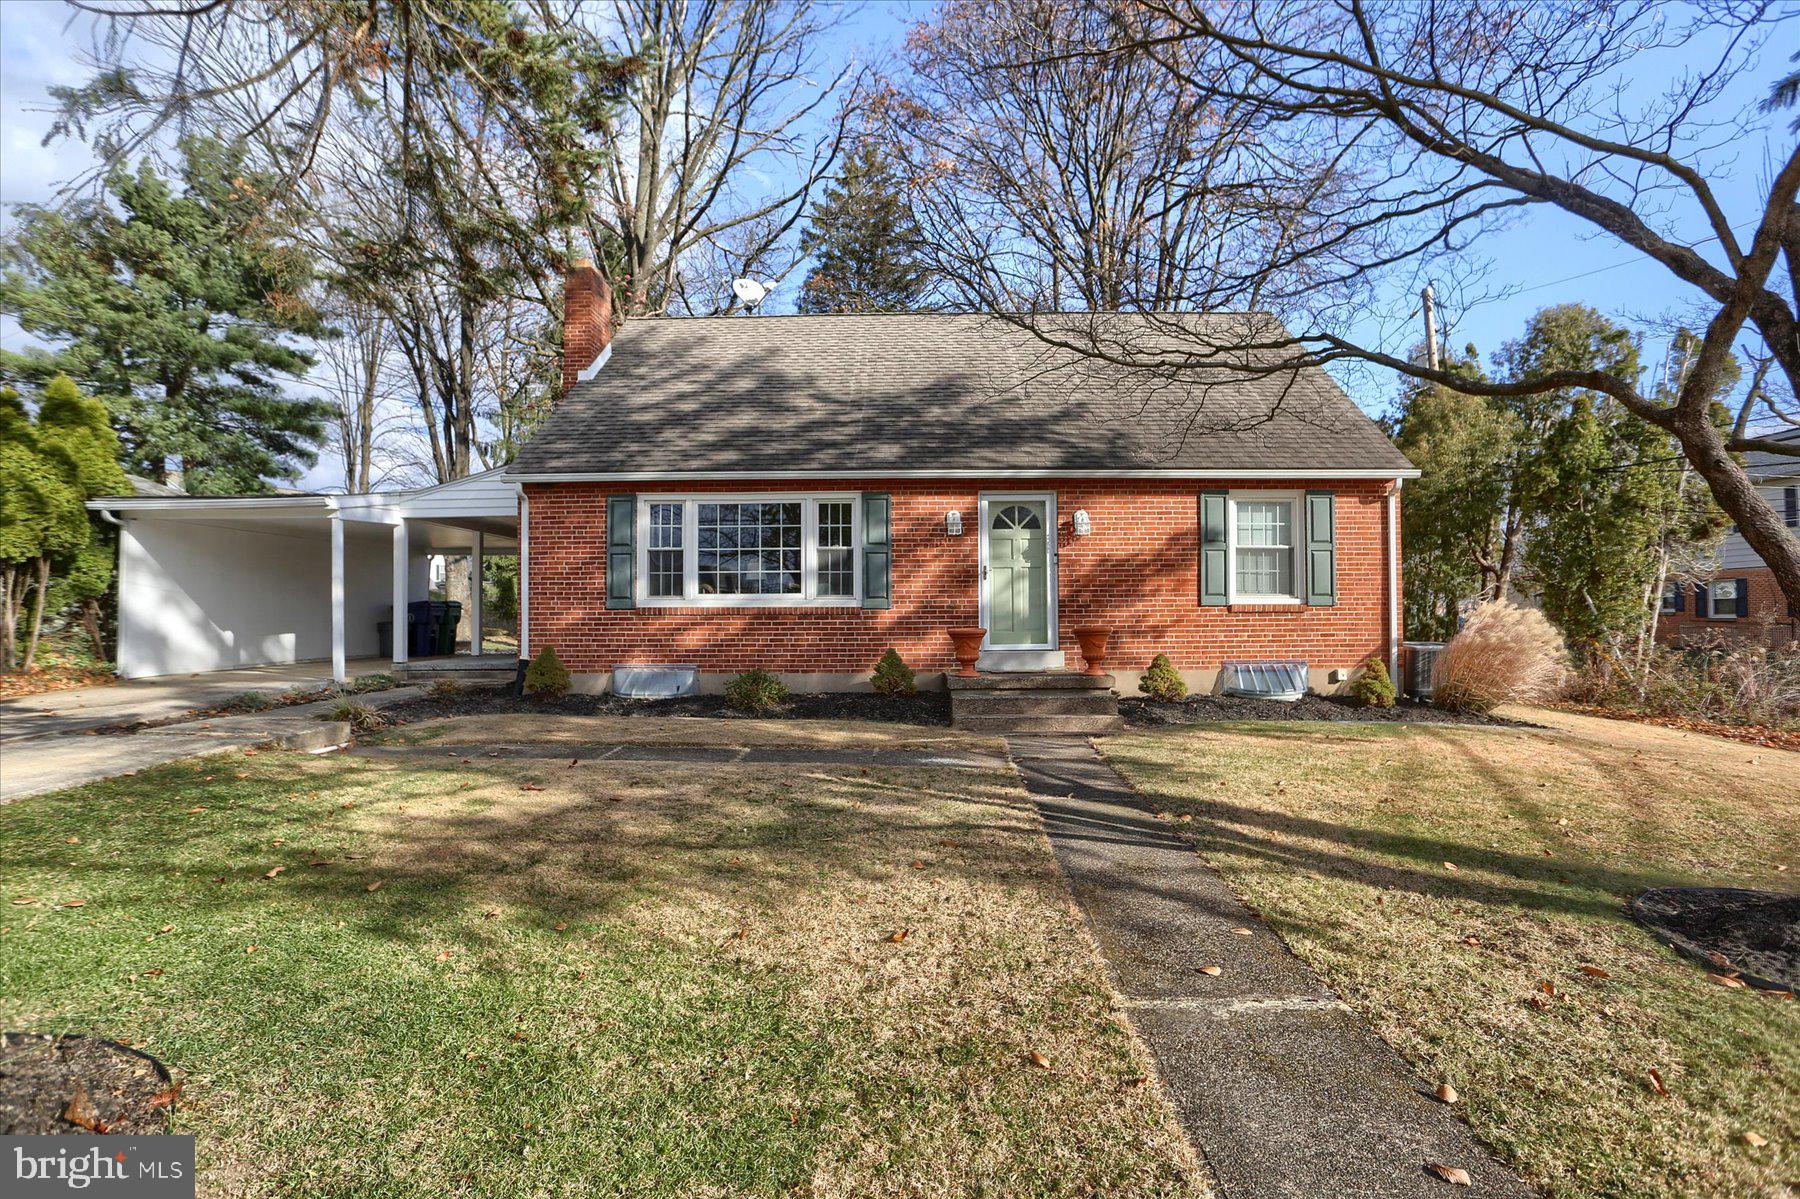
[89,469,520,682]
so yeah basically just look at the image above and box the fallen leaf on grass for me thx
[1579,965,1610,979]
[1435,1082,1458,1104]
[233,772,249,780]
[306,860,332,868]
[434,951,451,962]
[1229,927,1254,936]
[146,1083,182,1109]
[910,859,926,869]
[1121,1075,1148,1088]
[65,836,80,844]
[1442,861,1459,872]
[1426,1163,1471,1186]
[554,921,568,932]
[11,897,37,906]
[884,929,909,943]
[157,924,173,934]
[364,881,383,893]
[143,968,163,977]
[61,900,86,908]
[1198,964,1223,976]
[520,783,545,792]
[1740,1131,1768,1147]
[1647,1068,1669,1097]
[263,867,285,879]
[1460,936,1480,947]
[1708,973,1748,989]
[1025,1050,1051,1069]
[187,806,206,813]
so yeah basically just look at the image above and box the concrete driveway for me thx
[0,659,399,803]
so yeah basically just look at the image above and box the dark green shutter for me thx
[1735,578,1750,618]
[862,492,891,609]
[1199,491,1228,606]
[606,494,636,609]
[1305,491,1337,606]
[1694,581,1708,615]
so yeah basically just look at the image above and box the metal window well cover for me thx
[1220,660,1309,702]
[612,666,699,698]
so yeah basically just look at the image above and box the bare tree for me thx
[976,0,1800,609]
[553,0,861,315]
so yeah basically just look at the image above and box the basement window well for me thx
[1220,660,1309,702]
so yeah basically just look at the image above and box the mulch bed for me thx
[1630,887,1800,994]
[1122,693,1530,728]
[382,686,954,727]
[0,1034,178,1134]
[1550,703,1800,753]
[0,666,116,701]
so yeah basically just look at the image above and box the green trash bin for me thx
[438,601,461,655]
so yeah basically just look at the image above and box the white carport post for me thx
[470,531,484,655]
[391,521,410,665]
[330,513,347,684]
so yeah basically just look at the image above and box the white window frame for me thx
[1707,578,1738,620]
[1659,582,1680,615]
[1226,490,1306,605]
[634,493,862,607]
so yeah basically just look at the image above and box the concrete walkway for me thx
[1006,736,1532,1199]
[355,742,1009,771]
[1,684,423,803]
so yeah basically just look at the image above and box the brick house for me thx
[508,264,1417,697]
[1655,431,1800,648]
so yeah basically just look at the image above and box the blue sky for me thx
[1,0,1793,490]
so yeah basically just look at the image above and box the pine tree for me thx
[797,141,932,314]
[1,137,331,493]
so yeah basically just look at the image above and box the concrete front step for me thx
[952,691,1121,716]
[955,713,1125,734]
[946,670,1115,691]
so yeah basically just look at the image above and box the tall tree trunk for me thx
[81,597,107,664]
[22,556,51,672]
[1,562,17,670]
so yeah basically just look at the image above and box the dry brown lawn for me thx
[1101,706,1797,1199]
[397,711,1005,753]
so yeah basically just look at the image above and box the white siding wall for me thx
[1720,483,1800,570]
[117,518,396,678]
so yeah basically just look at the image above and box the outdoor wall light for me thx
[1072,509,1093,536]
[945,510,964,536]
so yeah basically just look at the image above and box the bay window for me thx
[636,495,860,605]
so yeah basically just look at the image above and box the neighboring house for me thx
[509,265,1414,695]
[90,264,1416,692]
[1656,431,1800,648]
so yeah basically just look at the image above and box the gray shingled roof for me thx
[512,312,1413,476]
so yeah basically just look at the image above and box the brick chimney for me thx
[562,258,615,395]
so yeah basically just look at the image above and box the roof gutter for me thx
[506,467,1421,483]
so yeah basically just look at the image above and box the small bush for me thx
[870,648,917,696]
[1138,653,1188,702]
[351,672,396,693]
[217,691,277,714]
[725,668,789,714]
[1348,657,1396,707]
[1564,636,1800,729]
[1434,601,1566,713]
[524,646,571,700]
[324,698,387,732]
[427,678,465,701]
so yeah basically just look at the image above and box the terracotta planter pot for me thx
[947,627,987,677]
[1073,626,1112,676]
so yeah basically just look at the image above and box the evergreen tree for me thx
[0,376,127,670]
[1,137,331,493]
[797,141,932,314]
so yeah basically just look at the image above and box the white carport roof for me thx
[88,468,521,682]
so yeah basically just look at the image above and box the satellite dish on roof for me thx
[731,278,769,311]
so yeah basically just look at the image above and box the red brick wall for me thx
[1656,566,1798,648]
[523,478,1399,678]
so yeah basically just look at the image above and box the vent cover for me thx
[1220,660,1308,702]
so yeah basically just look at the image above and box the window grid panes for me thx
[647,503,684,597]
[1234,500,1295,598]
[817,501,854,597]
[1710,579,1738,618]
[697,502,804,596]
[1659,583,1679,614]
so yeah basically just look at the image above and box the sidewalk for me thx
[1006,735,1532,1199]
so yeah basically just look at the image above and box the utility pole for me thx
[1421,283,1440,372]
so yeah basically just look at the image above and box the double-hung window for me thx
[1707,578,1739,619]
[1228,492,1302,603]
[1659,582,1680,614]
[637,496,860,605]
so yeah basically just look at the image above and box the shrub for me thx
[1347,657,1396,707]
[1138,653,1188,702]
[216,691,277,714]
[870,648,916,696]
[1433,601,1567,713]
[725,668,789,714]
[351,672,396,693]
[523,646,571,700]
[324,697,387,732]
[427,678,465,701]
[1564,636,1800,729]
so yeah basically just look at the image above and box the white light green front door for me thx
[985,499,1051,647]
